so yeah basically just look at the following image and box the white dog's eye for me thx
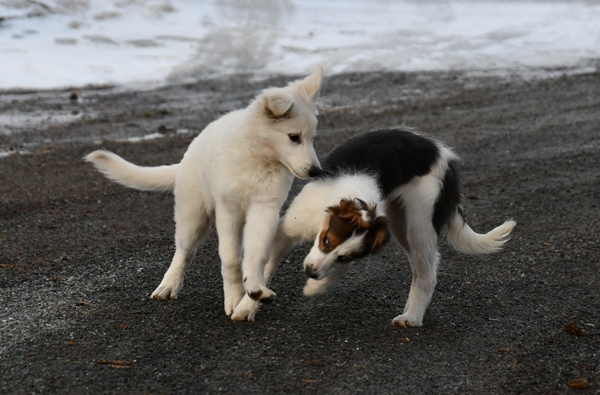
[288,134,301,144]
[323,235,330,246]
[336,255,349,263]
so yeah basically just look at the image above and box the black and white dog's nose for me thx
[305,266,319,279]
[308,166,322,178]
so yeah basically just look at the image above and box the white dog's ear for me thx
[263,91,294,120]
[297,66,323,101]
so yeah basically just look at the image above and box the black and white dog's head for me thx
[303,198,390,280]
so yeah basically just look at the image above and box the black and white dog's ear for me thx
[263,91,294,120]
[354,198,379,224]
[353,198,372,223]
[366,216,390,254]
[353,198,369,211]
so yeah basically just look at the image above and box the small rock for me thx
[568,378,589,389]
[564,322,585,337]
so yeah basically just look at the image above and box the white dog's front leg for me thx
[215,204,245,316]
[232,226,296,321]
[240,203,280,303]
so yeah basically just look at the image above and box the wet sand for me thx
[1,68,599,394]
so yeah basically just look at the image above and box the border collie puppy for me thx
[233,127,516,326]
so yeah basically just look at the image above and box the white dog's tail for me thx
[446,210,516,255]
[85,150,179,192]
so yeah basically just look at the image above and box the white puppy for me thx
[85,68,323,321]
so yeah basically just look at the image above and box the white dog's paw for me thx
[246,285,276,303]
[392,314,423,328]
[303,278,328,297]
[224,284,245,316]
[243,278,276,303]
[230,295,261,322]
[151,280,183,300]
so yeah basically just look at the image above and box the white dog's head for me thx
[303,198,390,280]
[251,67,323,179]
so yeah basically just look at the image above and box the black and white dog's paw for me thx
[302,278,329,297]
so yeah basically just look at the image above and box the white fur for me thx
[85,67,324,321]
[85,150,179,191]
[446,216,516,254]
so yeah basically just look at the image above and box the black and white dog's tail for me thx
[85,150,179,192]
[446,211,516,255]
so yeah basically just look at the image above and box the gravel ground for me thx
[1,67,599,394]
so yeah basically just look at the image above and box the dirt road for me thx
[1,68,599,394]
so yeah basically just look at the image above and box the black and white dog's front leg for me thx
[303,264,351,297]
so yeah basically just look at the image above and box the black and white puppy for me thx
[233,127,516,326]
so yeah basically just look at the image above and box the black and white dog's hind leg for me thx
[388,172,445,328]
[389,160,516,327]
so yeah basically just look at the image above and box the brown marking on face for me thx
[329,198,378,229]
[317,198,388,259]
[318,212,356,253]
[336,216,390,262]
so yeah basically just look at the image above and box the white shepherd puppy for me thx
[85,68,323,321]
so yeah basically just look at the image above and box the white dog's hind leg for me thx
[303,264,351,297]
[151,188,211,300]
[215,204,245,316]
[231,227,295,321]
[241,203,281,303]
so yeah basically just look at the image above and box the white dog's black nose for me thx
[308,166,322,177]
[305,266,319,278]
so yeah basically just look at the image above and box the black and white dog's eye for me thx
[288,134,301,143]
[336,255,349,263]
[323,235,330,246]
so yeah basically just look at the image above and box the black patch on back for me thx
[432,160,461,235]
[318,128,440,196]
